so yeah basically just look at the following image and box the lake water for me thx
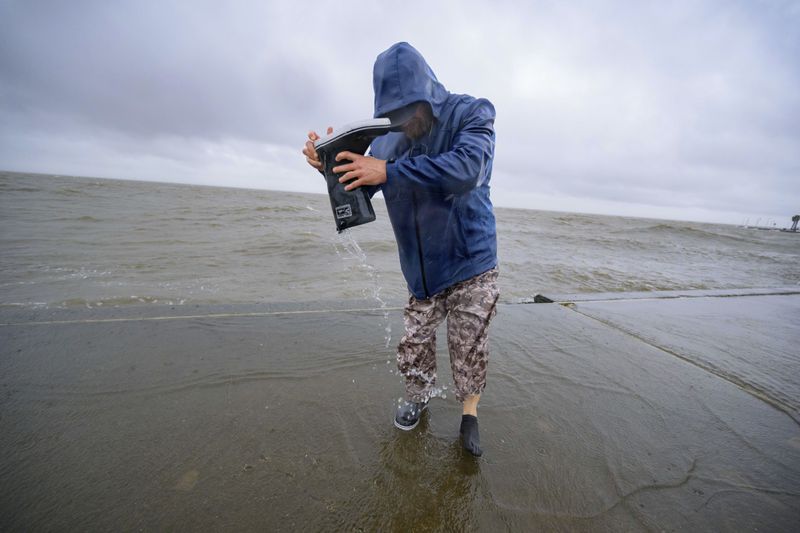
[1,171,799,531]
[1,172,798,310]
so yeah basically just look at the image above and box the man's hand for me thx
[302,127,333,170]
[333,151,387,191]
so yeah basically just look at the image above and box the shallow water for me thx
[1,299,798,530]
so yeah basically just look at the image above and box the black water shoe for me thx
[460,415,483,456]
[394,400,429,431]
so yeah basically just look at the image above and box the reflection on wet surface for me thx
[574,294,800,421]
[1,294,799,530]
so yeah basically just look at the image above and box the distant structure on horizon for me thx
[791,215,799,232]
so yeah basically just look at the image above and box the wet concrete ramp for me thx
[1,290,799,531]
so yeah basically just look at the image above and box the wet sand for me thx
[1,291,799,531]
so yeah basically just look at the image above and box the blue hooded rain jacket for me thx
[369,42,497,299]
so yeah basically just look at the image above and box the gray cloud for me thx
[1,0,798,224]
[0,1,365,142]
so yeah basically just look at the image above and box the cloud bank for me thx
[1,0,798,224]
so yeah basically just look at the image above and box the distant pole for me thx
[792,215,799,232]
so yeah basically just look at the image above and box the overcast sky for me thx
[1,0,798,224]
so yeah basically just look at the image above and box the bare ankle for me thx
[462,394,480,416]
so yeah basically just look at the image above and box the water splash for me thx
[395,383,449,404]
[335,230,392,350]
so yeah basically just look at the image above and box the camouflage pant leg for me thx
[445,267,499,402]
[397,267,499,403]
[396,293,448,403]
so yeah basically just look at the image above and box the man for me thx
[303,42,498,457]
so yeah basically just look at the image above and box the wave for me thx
[50,215,102,222]
[610,223,759,245]
[0,186,42,193]
[54,187,90,197]
[253,205,309,214]
[53,296,189,308]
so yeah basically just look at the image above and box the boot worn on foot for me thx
[394,400,429,431]
[460,414,483,456]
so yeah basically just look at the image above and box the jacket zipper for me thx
[412,191,430,298]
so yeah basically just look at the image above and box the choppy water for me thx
[1,171,798,309]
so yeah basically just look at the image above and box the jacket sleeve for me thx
[363,184,381,199]
[363,147,383,199]
[385,98,495,195]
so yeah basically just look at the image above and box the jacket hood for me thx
[372,42,449,120]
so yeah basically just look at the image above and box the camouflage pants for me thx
[397,267,499,403]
